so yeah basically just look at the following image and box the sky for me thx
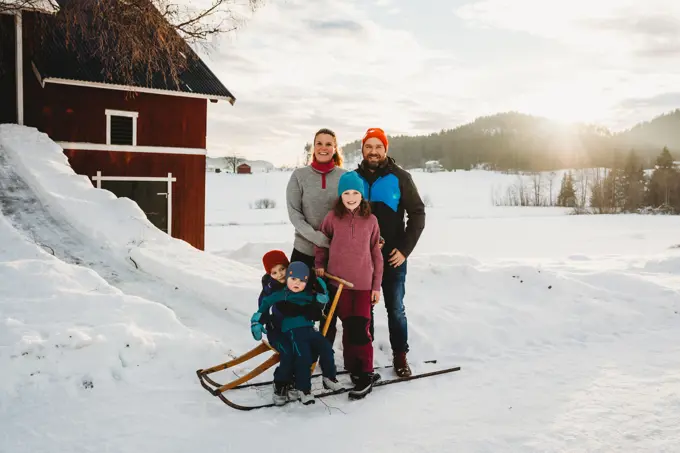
[194,0,680,166]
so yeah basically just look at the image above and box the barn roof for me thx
[30,10,235,104]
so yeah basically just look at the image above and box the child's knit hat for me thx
[287,261,310,282]
[262,250,289,273]
[337,171,366,198]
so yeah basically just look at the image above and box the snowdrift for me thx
[0,124,261,305]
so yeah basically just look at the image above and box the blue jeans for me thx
[375,259,409,354]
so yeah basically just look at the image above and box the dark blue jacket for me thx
[355,157,426,258]
[258,274,286,330]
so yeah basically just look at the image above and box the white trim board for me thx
[105,109,138,118]
[105,109,138,146]
[57,142,207,156]
[41,77,235,104]
[92,171,175,235]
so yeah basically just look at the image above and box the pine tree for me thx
[656,146,674,169]
[590,178,605,212]
[621,150,646,212]
[557,172,576,207]
[646,147,680,212]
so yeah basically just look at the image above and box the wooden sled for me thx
[196,272,353,403]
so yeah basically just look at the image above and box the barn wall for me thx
[62,149,206,250]
[23,78,208,149]
[0,14,17,124]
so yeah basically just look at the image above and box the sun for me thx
[519,87,609,125]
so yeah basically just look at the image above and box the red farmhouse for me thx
[0,7,235,250]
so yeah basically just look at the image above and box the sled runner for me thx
[196,272,352,401]
[198,360,461,410]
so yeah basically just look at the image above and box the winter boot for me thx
[287,386,299,401]
[322,376,345,391]
[299,391,315,405]
[272,382,288,406]
[348,372,375,400]
[393,351,412,377]
[350,371,381,386]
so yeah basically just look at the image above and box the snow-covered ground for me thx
[2,124,680,452]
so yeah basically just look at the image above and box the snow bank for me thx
[0,125,261,303]
[0,214,219,399]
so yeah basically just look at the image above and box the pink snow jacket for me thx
[315,209,384,291]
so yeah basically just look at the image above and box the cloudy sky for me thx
[195,0,680,165]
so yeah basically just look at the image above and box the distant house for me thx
[425,160,445,172]
[237,163,252,174]
[0,7,235,250]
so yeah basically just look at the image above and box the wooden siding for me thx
[23,78,208,148]
[63,149,206,250]
[20,11,208,148]
[0,14,17,124]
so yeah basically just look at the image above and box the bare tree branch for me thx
[0,0,57,14]
[4,0,264,89]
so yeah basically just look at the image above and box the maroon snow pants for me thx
[335,288,374,373]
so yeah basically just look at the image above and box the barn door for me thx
[0,14,17,124]
[100,180,169,233]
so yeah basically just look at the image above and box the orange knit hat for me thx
[361,128,388,151]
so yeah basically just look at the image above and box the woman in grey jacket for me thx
[286,128,347,269]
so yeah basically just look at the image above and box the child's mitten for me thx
[250,312,267,341]
[314,277,329,304]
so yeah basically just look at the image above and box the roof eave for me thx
[41,76,236,104]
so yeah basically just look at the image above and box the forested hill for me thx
[340,110,680,171]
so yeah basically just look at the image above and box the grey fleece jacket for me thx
[286,165,347,256]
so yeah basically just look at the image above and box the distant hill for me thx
[615,109,680,151]
[340,109,680,172]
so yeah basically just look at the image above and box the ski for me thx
[201,364,461,411]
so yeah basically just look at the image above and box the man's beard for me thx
[364,156,385,169]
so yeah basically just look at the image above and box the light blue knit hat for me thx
[337,172,366,198]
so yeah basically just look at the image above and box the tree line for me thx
[562,147,680,214]
[491,147,680,214]
[339,111,680,173]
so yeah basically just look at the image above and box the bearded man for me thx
[354,127,426,377]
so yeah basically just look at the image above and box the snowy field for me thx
[2,125,680,452]
[207,170,679,262]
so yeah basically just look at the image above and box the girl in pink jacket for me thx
[315,171,384,400]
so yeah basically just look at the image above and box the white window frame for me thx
[105,109,138,146]
[92,171,176,235]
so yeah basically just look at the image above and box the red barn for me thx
[237,163,252,174]
[0,8,235,251]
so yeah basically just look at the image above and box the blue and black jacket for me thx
[355,156,426,258]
